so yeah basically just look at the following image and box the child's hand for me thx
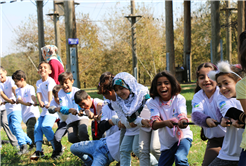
[129,122,137,128]
[78,110,84,116]
[9,99,16,104]
[141,119,150,127]
[118,121,126,129]
[39,101,45,108]
[108,119,115,126]
[178,119,188,129]
[164,120,174,128]
[26,102,32,106]
[69,108,78,115]
[231,119,244,128]
[45,103,50,109]
[221,118,230,127]
[206,118,218,127]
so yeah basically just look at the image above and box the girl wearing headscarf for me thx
[112,72,158,166]
[41,45,64,84]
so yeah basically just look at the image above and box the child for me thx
[112,72,151,166]
[0,66,32,155]
[41,45,64,84]
[12,70,40,149]
[191,62,226,166]
[0,88,18,148]
[56,72,92,165]
[48,85,68,159]
[30,62,58,160]
[146,70,193,166]
[97,72,119,137]
[236,30,246,165]
[208,61,244,166]
[71,130,121,165]
[74,90,104,140]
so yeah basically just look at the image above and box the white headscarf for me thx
[41,45,64,67]
[113,72,149,117]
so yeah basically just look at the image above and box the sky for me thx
[0,0,199,58]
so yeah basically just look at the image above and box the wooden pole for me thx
[53,0,61,56]
[226,0,232,63]
[211,1,221,65]
[131,0,138,81]
[184,1,191,82]
[37,1,45,63]
[165,1,175,76]
[238,0,245,63]
[64,0,80,88]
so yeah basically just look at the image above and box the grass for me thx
[1,84,206,166]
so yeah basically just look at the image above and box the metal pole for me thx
[131,0,138,81]
[37,0,45,63]
[238,0,245,63]
[53,0,61,56]
[165,1,175,76]
[226,0,232,63]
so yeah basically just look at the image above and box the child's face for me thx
[78,96,92,109]
[157,76,172,101]
[61,79,74,93]
[217,75,237,99]
[198,67,217,95]
[0,69,7,83]
[38,63,51,77]
[114,85,130,100]
[54,92,59,104]
[103,90,116,101]
[13,78,25,88]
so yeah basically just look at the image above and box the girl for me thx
[41,45,64,84]
[98,72,159,166]
[146,71,193,166]
[236,30,246,166]
[208,61,244,166]
[112,72,152,166]
[191,62,226,166]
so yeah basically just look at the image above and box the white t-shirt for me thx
[58,87,89,124]
[147,94,193,152]
[111,100,140,136]
[50,99,68,122]
[216,94,243,161]
[106,130,121,161]
[192,87,226,139]
[15,84,40,123]
[36,77,57,117]
[0,76,21,115]
[0,92,5,111]
[101,102,119,137]
[88,98,104,114]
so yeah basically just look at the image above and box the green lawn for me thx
[1,84,207,166]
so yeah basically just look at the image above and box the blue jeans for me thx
[7,111,32,146]
[158,138,192,166]
[238,149,246,166]
[120,134,139,166]
[34,115,56,143]
[70,138,114,166]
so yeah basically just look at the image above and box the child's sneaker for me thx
[51,150,64,160]
[30,151,44,160]
[16,144,29,155]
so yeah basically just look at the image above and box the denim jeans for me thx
[158,138,192,166]
[120,134,139,166]
[34,115,56,143]
[238,149,246,166]
[70,138,114,166]
[7,111,32,146]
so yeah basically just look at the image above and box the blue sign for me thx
[68,38,79,45]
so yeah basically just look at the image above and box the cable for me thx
[95,2,105,20]
[2,10,15,32]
